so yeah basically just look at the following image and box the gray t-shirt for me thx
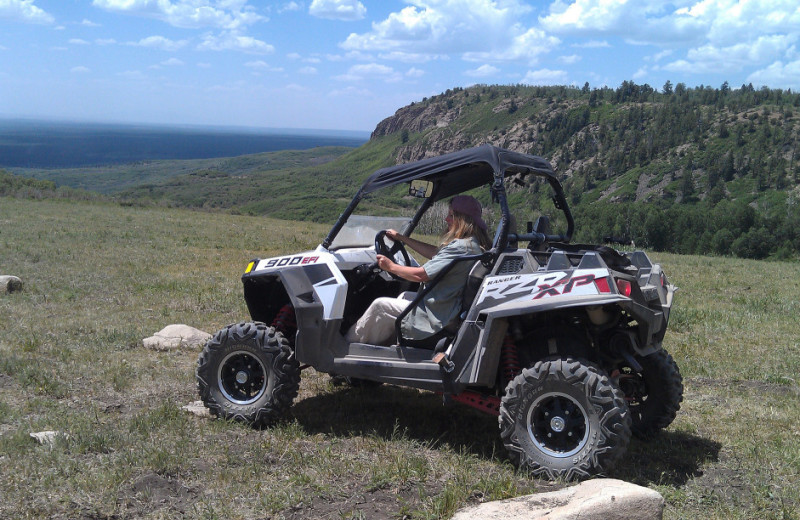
[400,237,482,340]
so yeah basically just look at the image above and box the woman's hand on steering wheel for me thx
[374,230,412,279]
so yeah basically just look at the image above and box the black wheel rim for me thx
[218,351,268,405]
[527,392,589,457]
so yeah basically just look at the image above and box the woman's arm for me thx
[385,229,438,260]
[377,255,430,283]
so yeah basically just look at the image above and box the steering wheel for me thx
[374,230,412,279]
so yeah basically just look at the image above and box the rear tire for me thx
[614,349,683,439]
[499,358,631,480]
[197,322,300,427]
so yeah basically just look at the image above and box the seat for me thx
[401,260,489,349]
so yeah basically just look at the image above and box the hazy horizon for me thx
[0,118,369,169]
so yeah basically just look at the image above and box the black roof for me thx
[360,144,556,200]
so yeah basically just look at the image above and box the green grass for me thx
[1,198,799,519]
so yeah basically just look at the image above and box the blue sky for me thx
[1,0,799,132]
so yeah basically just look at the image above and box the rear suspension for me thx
[500,334,522,388]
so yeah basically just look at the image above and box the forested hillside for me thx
[371,81,800,260]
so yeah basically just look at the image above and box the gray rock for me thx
[0,275,23,293]
[451,479,664,520]
[30,430,69,447]
[143,324,211,351]
[181,400,211,418]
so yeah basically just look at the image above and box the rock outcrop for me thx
[451,479,665,520]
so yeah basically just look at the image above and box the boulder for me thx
[1,275,23,293]
[30,430,69,447]
[451,479,664,520]
[143,324,211,351]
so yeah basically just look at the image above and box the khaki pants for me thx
[346,292,415,345]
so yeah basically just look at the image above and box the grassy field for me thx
[1,197,798,519]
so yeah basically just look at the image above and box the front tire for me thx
[197,322,300,428]
[499,358,631,480]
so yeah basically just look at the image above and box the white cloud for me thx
[747,59,800,89]
[81,18,100,26]
[539,0,706,45]
[0,0,54,24]
[284,83,310,93]
[309,0,366,21]
[646,49,673,62]
[278,1,302,13]
[465,64,499,77]
[521,68,568,85]
[406,67,424,78]
[664,34,798,74]
[633,66,648,79]
[119,69,146,79]
[71,66,90,73]
[96,38,117,45]
[69,38,90,45]
[341,0,551,64]
[130,35,188,51]
[198,31,274,54]
[571,39,610,48]
[245,60,282,72]
[328,85,372,97]
[299,66,317,74]
[378,51,443,63]
[558,54,581,64]
[196,62,212,68]
[462,27,560,64]
[161,57,184,66]
[542,0,788,50]
[336,62,401,82]
[539,0,800,89]
[92,0,265,30]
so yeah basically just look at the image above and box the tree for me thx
[663,80,673,95]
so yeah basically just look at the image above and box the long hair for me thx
[441,210,492,250]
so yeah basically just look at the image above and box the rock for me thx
[30,430,69,447]
[451,479,665,520]
[1,275,23,293]
[143,324,211,351]
[181,401,211,418]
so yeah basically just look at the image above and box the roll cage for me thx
[322,144,575,260]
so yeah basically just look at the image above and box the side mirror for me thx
[409,180,433,198]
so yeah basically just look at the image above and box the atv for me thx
[196,144,682,480]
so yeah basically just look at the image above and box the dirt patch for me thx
[282,479,444,520]
[118,472,199,517]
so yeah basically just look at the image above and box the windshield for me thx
[327,215,412,250]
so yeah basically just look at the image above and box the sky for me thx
[1,1,799,132]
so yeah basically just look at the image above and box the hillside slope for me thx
[8,81,800,259]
